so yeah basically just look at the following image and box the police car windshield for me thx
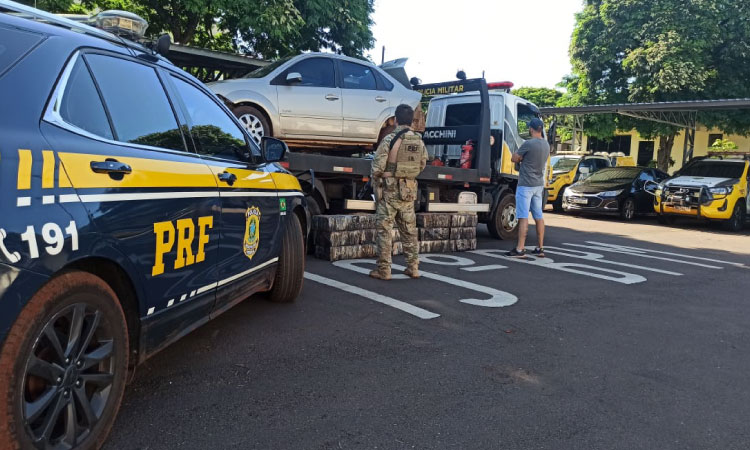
[552,157,579,172]
[680,161,745,179]
[243,56,294,78]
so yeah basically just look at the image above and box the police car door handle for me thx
[325,94,339,101]
[218,171,237,186]
[90,160,132,175]
[375,96,387,102]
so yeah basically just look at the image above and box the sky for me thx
[366,0,584,90]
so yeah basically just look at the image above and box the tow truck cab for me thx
[654,153,749,231]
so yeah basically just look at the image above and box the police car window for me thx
[517,103,537,139]
[340,61,377,90]
[85,54,185,152]
[59,58,114,140]
[286,57,335,88]
[171,76,254,162]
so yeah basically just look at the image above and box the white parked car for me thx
[209,53,422,147]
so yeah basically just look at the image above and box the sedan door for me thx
[167,74,283,317]
[275,56,342,137]
[339,60,389,140]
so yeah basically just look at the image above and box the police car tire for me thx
[269,213,305,303]
[0,271,128,450]
[723,201,746,232]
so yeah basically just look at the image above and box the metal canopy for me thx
[167,44,268,82]
[539,98,750,165]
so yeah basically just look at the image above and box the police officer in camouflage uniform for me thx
[369,104,428,280]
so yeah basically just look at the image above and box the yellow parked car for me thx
[654,153,749,231]
[547,154,611,211]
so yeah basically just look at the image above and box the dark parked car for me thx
[562,167,669,220]
[0,4,307,449]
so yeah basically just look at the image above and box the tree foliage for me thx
[511,87,562,107]
[564,0,750,170]
[20,0,374,58]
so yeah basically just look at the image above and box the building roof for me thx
[541,98,750,115]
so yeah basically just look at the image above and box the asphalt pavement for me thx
[104,213,750,450]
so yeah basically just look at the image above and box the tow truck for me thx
[282,77,554,240]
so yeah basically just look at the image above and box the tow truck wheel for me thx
[489,194,518,240]
[0,271,128,450]
[268,213,305,303]
[305,194,323,254]
[233,105,269,146]
[723,201,746,232]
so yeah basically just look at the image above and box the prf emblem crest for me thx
[243,206,261,260]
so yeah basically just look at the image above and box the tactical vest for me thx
[389,132,423,179]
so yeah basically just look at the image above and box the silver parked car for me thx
[209,53,422,147]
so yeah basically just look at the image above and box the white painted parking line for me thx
[565,242,724,269]
[471,249,647,284]
[584,241,747,268]
[543,246,683,276]
[303,272,440,320]
[461,264,508,272]
[333,259,518,308]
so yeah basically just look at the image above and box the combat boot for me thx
[404,265,420,279]
[369,268,391,280]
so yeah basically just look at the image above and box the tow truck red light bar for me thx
[487,81,514,91]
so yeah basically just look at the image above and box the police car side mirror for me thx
[261,137,288,163]
[286,72,303,84]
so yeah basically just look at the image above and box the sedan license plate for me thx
[571,198,588,205]
[673,205,691,212]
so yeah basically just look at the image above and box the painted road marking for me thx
[584,241,747,268]
[303,272,440,320]
[471,249,647,285]
[542,246,683,276]
[461,264,508,272]
[565,242,724,269]
[333,259,518,308]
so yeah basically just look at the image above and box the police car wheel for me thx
[489,194,518,240]
[723,202,746,232]
[0,271,128,450]
[268,213,305,303]
[233,105,269,146]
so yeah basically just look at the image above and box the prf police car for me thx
[0,3,307,449]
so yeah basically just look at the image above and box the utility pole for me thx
[381,46,385,65]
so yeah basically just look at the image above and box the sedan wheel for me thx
[232,105,269,145]
[620,197,636,221]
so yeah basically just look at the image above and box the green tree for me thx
[511,87,562,107]
[564,0,750,171]
[20,0,374,58]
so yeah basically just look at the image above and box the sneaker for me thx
[369,269,391,280]
[505,248,527,258]
[531,247,545,258]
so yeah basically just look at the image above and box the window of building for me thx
[708,133,723,147]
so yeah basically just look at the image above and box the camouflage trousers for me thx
[375,197,419,272]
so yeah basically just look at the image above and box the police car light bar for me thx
[91,10,148,40]
[487,81,514,91]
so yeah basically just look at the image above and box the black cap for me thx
[527,118,544,131]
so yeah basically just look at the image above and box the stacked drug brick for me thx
[313,212,477,262]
